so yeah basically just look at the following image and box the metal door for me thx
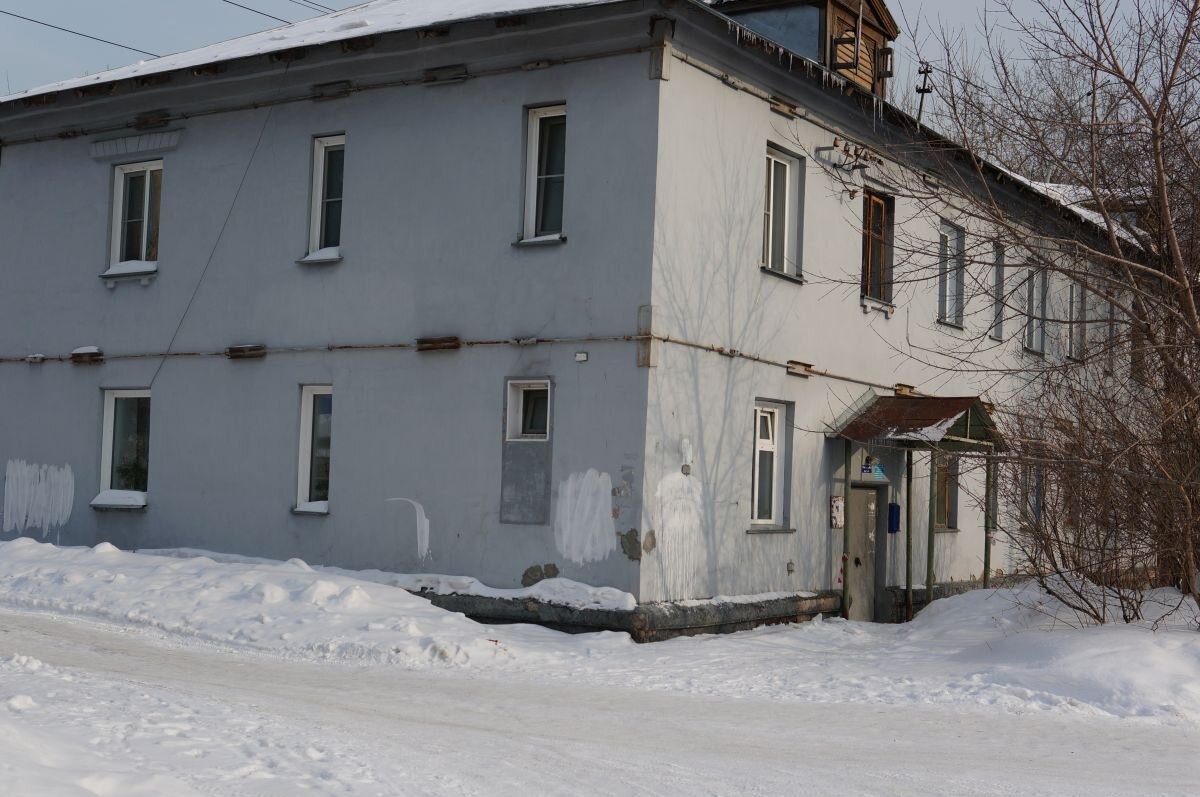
[847,489,877,621]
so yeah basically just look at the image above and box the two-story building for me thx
[0,0,1085,637]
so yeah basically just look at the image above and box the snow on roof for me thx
[0,0,625,106]
[997,167,1142,246]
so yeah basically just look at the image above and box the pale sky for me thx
[0,0,1033,96]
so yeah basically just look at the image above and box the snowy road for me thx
[0,607,1194,796]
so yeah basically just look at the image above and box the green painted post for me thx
[905,449,914,621]
[842,439,853,619]
[926,450,937,604]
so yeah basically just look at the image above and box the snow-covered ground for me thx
[0,539,1197,795]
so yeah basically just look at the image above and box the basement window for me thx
[296,385,333,512]
[92,389,151,510]
[523,105,566,242]
[106,160,162,277]
[305,135,345,261]
[506,379,551,441]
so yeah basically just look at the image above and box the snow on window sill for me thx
[90,490,148,511]
[293,500,329,515]
[860,294,896,318]
[100,261,158,287]
[297,247,342,265]
[513,233,566,247]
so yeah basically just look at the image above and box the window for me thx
[523,106,566,241]
[762,147,803,276]
[751,403,784,525]
[308,135,345,257]
[297,386,333,511]
[1024,268,1048,354]
[100,389,151,496]
[937,221,966,326]
[861,190,893,302]
[506,380,552,441]
[989,243,1005,340]
[1102,297,1116,375]
[934,454,959,529]
[110,160,163,268]
[1068,281,1087,360]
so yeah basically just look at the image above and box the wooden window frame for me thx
[861,190,893,302]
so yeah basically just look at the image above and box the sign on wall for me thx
[830,495,845,529]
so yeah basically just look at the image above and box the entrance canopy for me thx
[827,395,1004,453]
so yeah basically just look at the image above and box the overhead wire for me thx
[0,8,160,58]
[215,0,291,25]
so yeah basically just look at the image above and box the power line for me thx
[281,0,337,13]
[216,0,291,25]
[0,8,160,58]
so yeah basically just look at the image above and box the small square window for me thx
[507,380,552,441]
[308,135,345,258]
[297,385,333,510]
[523,106,566,241]
[110,160,163,268]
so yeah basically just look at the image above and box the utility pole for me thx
[916,61,934,123]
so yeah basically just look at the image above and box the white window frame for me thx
[109,160,163,268]
[989,242,1005,340]
[297,385,333,510]
[506,379,552,442]
[1068,281,1087,360]
[937,220,966,327]
[308,135,345,257]
[762,147,802,275]
[751,403,784,525]
[1024,268,1048,354]
[100,389,151,493]
[523,105,566,242]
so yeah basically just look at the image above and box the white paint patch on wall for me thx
[3,460,74,535]
[385,497,431,561]
[554,469,616,565]
[652,471,708,602]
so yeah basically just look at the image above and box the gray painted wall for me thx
[0,6,660,595]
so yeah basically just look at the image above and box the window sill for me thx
[746,526,796,535]
[935,527,960,534]
[293,500,329,515]
[1022,346,1046,358]
[100,261,158,287]
[860,295,896,318]
[513,234,567,247]
[297,247,342,265]
[90,490,147,511]
[759,266,804,286]
[936,319,965,331]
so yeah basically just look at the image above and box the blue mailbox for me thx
[887,502,902,534]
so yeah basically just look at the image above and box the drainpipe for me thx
[926,451,937,604]
[983,456,994,588]
[905,449,913,621]
[842,438,853,619]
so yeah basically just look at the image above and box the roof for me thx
[828,395,1004,452]
[0,0,623,105]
